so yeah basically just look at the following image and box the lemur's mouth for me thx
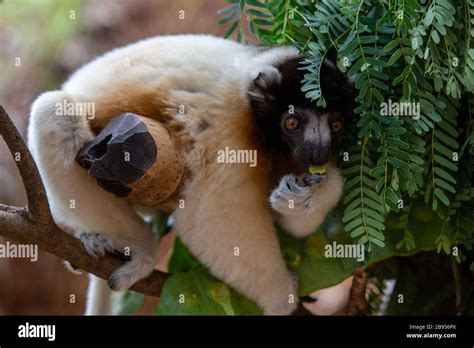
[302,164,328,186]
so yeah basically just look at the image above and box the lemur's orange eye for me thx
[285,117,299,131]
[331,120,343,133]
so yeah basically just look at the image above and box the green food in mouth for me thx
[309,164,326,175]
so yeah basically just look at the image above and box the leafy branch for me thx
[217,0,474,257]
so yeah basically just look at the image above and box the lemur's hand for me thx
[270,175,315,216]
[270,163,344,238]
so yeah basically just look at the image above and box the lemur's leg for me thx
[270,162,343,237]
[173,165,298,315]
[28,91,157,296]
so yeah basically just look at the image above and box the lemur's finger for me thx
[302,174,328,186]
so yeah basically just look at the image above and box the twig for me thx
[451,256,462,313]
[345,267,368,315]
[0,106,51,223]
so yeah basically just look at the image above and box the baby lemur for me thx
[27,35,353,315]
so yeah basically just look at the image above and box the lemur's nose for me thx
[294,141,331,168]
[311,144,331,165]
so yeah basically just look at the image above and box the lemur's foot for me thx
[270,175,315,215]
[78,232,115,258]
[78,231,155,290]
[261,273,299,315]
[107,253,155,291]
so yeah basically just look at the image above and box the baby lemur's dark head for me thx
[248,57,355,169]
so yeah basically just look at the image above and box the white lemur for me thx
[27,35,354,315]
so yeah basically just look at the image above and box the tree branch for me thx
[0,106,51,223]
[345,267,368,315]
[0,105,310,315]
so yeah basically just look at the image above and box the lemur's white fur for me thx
[27,35,343,315]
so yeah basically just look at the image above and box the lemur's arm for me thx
[269,162,343,237]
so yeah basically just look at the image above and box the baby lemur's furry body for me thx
[28,35,353,315]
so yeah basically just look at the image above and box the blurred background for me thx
[0,0,225,314]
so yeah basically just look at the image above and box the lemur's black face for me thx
[248,56,355,171]
[280,107,344,167]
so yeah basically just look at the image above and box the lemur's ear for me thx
[248,66,282,105]
[320,61,357,116]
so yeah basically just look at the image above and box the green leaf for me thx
[168,235,200,273]
[384,39,400,52]
[368,236,386,248]
[387,49,403,66]
[434,167,457,184]
[359,36,379,44]
[219,11,238,24]
[115,291,145,315]
[434,188,450,206]
[342,207,362,223]
[431,30,440,44]
[253,19,273,26]
[350,226,367,238]
[247,9,271,18]
[434,154,457,171]
[156,267,262,315]
[436,178,456,193]
[246,0,267,8]
[218,4,239,15]
[224,20,239,38]
[423,7,434,26]
[372,79,389,90]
